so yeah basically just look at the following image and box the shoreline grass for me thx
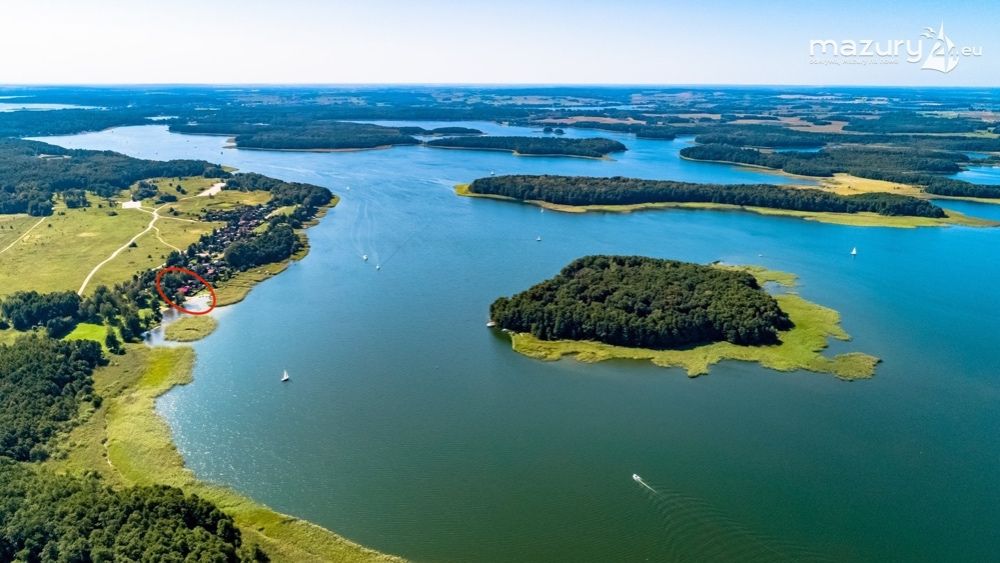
[455,184,998,228]
[164,315,218,342]
[41,191,399,561]
[499,266,880,381]
[46,345,401,562]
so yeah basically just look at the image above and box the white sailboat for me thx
[281,369,290,382]
[536,236,542,242]
[851,247,858,256]
[362,254,368,261]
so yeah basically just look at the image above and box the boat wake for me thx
[350,199,381,266]
[632,473,658,494]
[632,474,831,563]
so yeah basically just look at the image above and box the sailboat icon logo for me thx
[921,23,960,73]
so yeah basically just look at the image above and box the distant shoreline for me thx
[424,143,611,160]
[454,183,997,228]
[224,139,399,153]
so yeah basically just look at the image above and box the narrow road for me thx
[0,217,46,256]
[77,206,164,295]
[76,184,226,295]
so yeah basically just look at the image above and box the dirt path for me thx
[0,217,46,256]
[77,183,228,295]
[77,199,193,295]
[197,181,226,197]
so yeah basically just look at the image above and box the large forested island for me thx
[425,136,626,158]
[491,256,879,379]
[464,174,952,220]
[492,256,792,348]
[173,118,483,151]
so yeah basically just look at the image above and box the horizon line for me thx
[1,82,999,89]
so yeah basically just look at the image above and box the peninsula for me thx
[425,136,626,158]
[457,174,996,228]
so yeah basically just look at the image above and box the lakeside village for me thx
[144,177,329,309]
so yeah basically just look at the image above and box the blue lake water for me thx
[772,146,823,153]
[952,163,1000,185]
[38,124,1000,562]
[0,102,97,112]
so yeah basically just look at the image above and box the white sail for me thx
[922,23,960,73]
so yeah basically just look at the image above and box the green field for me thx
[163,188,271,221]
[65,322,110,343]
[0,186,268,297]
[0,214,44,252]
[502,266,880,380]
[46,345,401,563]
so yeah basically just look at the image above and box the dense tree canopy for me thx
[491,256,792,349]
[0,108,152,138]
[0,291,81,332]
[469,175,947,218]
[0,462,266,562]
[426,136,626,157]
[224,224,299,269]
[0,139,226,216]
[681,143,965,177]
[225,172,333,208]
[172,118,447,150]
[840,112,990,134]
[0,335,104,461]
[565,121,679,139]
[681,143,1000,199]
[692,125,1000,152]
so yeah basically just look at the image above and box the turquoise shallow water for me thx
[952,163,1000,185]
[39,124,1000,562]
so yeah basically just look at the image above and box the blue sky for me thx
[0,0,996,85]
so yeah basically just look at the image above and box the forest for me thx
[0,290,81,332]
[0,139,225,215]
[225,172,334,208]
[691,125,1000,152]
[232,123,421,150]
[426,136,626,157]
[490,255,792,349]
[681,143,1000,199]
[469,175,947,218]
[224,224,300,269]
[171,111,487,151]
[840,112,991,134]
[680,143,964,176]
[0,334,104,461]
[565,121,680,139]
[0,286,151,341]
[0,108,152,137]
[0,461,265,561]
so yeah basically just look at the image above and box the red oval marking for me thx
[154,266,217,315]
